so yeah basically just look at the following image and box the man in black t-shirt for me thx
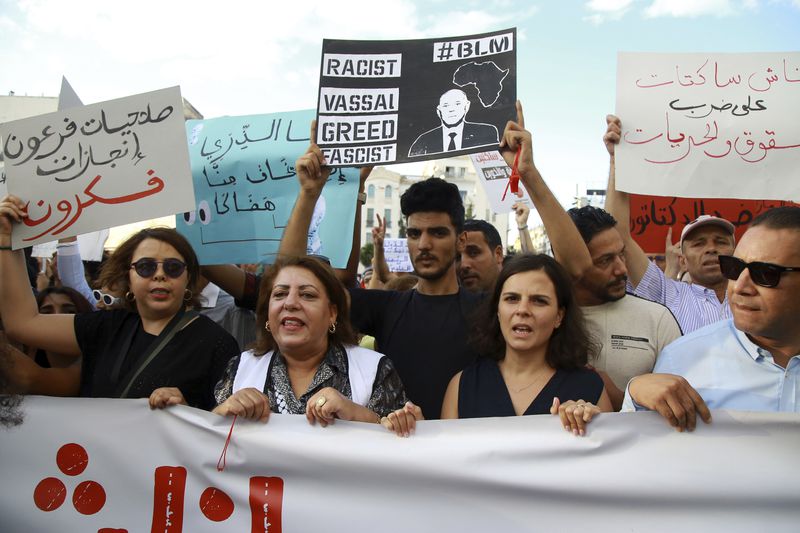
[348,178,483,419]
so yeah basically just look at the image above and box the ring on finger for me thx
[316,396,327,408]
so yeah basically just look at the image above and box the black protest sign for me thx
[316,28,517,167]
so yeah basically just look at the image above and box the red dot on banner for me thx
[33,477,67,511]
[72,480,106,515]
[199,486,234,522]
[56,443,89,476]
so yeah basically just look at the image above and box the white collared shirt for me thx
[441,122,465,151]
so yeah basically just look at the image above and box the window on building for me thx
[445,166,455,177]
[385,185,392,198]
[368,184,375,198]
[459,190,467,202]
[459,167,466,177]
[384,209,392,228]
[366,208,374,227]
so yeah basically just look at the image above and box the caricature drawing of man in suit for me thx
[408,89,498,157]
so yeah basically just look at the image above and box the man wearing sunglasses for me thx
[622,206,800,430]
[603,115,736,334]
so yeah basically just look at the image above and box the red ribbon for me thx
[216,415,237,472]
[501,147,522,202]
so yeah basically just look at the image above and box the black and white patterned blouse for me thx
[214,343,408,417]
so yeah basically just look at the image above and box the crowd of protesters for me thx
[1,103,798,437]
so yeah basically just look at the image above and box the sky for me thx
[1,0,799,227]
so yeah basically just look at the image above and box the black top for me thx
[74,309,239,410]
[214,343,408,417]
[349,287,483,420]
[458,357,604,418]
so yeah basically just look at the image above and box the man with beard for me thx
[346,177,484,419]
[603,115,735,334]
[623,206,800,430]
[566,206,682,410]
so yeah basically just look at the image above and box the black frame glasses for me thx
[130,258,187,279]
[92,289,121,306]
[718,255,800,288]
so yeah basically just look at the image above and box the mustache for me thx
[415,252,437,262]
[607,275,628,287]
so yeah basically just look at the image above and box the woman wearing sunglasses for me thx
[0,195,239,410]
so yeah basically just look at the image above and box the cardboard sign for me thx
[0,86,194,249]
[316,28,517,166]
[176,110,359,267]
[616,52,800,200]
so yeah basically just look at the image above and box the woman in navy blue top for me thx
[441,254,612,435]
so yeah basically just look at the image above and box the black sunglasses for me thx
[130,258,187,279]
[92,289,121,306]
[718,255,800,288]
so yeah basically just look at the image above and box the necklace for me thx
[507,369,551,394]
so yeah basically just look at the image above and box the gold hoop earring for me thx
[328,322,336,334]
[125,291,135,302]
[265,321,271,332]
[183,289,193,302]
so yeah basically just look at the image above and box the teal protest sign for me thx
[176,110,359,267]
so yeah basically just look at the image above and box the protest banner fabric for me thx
[316,28,517,167]
[0,87,195,249]
[629,195,799,253]
[176,110,359,267]
[616,52,800,200]
[2,397,799,532]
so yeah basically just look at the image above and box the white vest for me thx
[232,344,383,406]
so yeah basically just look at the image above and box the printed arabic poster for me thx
[0,86,194,249]
[316,28,517,167]
[629,195,799,254]
[176,110,360,267]
[469,151,532,213]
[383,238,413,272]
[615,52,800,200]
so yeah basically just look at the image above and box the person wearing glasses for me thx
[603,115,736,334]
[622,206,800,429]
[0,195,239,410]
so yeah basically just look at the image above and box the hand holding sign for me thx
[604,114,622,157]
[499,101,537,190]
[0,195,28,235]
[295,120,331,199]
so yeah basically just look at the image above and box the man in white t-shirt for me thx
[563,206,683,410]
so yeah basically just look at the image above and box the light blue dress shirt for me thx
[623,319,800,412]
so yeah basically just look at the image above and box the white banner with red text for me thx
[1,397,799,532]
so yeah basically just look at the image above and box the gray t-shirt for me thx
[582,294,682,390]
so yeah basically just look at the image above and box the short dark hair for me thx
[472,254,596,369]
[97,227,200,311]
[36,287,94,314]
[463,219,502,251]
[254,256,357,355]
[568,206,618,244]
[750,206,800,231]
[400,177,465,233]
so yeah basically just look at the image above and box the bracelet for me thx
[376,412,383,424]
[0,245,12,251]
[517,225,528,231]
[357,192,367,204]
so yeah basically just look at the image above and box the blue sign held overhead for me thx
[176,109,360,267]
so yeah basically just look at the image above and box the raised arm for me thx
[499,102,592,280]
[0,196,81,357]
[601,114,651,288]
[513,201,534,253]
[368,213,391,289]
[57,237,98,308]
[200,264,247,300]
